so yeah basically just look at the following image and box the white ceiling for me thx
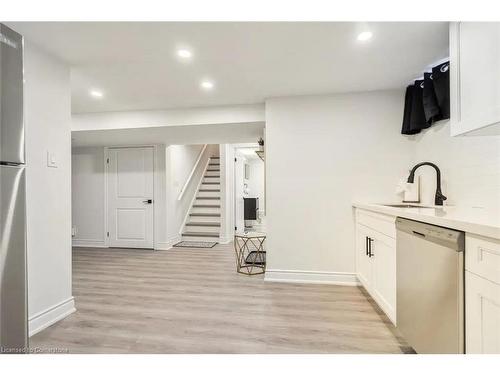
[8,22,449,114]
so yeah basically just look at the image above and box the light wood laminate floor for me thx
[30,244,407,353]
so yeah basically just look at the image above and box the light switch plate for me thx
[47,151,57,168]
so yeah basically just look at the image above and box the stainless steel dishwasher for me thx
[396,217,465,354]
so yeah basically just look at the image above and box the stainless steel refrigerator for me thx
[0,23,27,353]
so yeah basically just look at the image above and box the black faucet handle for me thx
[435,191,447,205]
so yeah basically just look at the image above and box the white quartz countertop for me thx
[353,202,500,240]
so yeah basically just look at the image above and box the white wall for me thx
[155,145,168,247]
[72,122,265,148]
[71,147,105,247]
[246,159,265,214]
[72,104,265,131]
[265,90,414,279]
[411,121,500,209]
[220,144,235,243]
[233,152,247,233]
[24,41,75,335]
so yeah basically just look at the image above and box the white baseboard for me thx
[218,237,232,244]
[29,297,76,337]
[155,235,182,250]
[155,242,170,250]
[72,239,107,248]
[264,269,359,286]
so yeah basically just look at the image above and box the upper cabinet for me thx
[450,22,500,136]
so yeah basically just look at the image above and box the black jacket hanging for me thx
[432,61,450,119]
[422,72,442,125]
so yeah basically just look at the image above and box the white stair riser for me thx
[200,182,220,188]
[184,225,220,233]
[197,191,221,198]
[182,235,219,242]
[189,216,221,223]
[202,179,220,185]
[196,198,221,205]
[205,170,220,177]
[191,206,220,214]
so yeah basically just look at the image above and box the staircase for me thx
[181,157,221,242]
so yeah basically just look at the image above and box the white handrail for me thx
[177,144,208,201]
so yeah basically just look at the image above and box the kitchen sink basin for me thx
[382,204,435,208]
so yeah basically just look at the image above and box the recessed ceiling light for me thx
[89,89,104,98]
[200,80,214,90]
[177,49,192,59]
[357,31,373,42]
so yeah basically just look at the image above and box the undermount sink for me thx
[381,204,435,208]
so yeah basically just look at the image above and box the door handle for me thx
[142,199,153,204]
[365,236,369,256]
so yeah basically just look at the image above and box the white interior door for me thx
[107,147,154,249]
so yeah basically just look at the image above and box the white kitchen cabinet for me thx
[465,234,500,353]
[450,22,500,136]
[355,209,397,324]
[356,223,372,289]
[371,234,396,322]
[466,271,500,353]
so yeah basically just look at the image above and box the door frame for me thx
[104,145,160,249]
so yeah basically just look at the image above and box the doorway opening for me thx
[233,145,266,234]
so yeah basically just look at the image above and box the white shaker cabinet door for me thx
[371,235,396,324]
[356,224,372,291]
[466,271,500,353]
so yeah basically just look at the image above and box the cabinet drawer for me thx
[356,209,396,239]
[466,234,500,284]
